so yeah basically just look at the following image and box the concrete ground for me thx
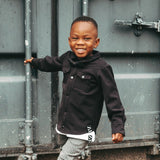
[1,147,160,160]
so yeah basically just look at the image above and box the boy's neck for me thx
[76,52,93,60]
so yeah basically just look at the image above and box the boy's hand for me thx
[112,133,124,143]
[24,57,34,64]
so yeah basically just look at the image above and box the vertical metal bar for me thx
[24,0,33,154]
[82,0,88,16]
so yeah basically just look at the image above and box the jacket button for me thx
[70,76,74,79]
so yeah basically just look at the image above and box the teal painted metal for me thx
[0,0,53,156]
[82,0,88,16]
[0,0,160,157]
[0,0,24,53]
[0,0,25,150]
[24,0,33,154]
[35,0,53,145]
[89,0,160,53]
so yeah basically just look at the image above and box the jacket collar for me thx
[68,50,100,67]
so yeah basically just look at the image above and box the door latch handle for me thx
[114,12,160,36]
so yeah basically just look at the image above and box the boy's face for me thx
[68,21,100,58]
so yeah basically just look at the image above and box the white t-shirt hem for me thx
[55,125,95,142]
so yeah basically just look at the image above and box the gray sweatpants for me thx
[57,135,88,160]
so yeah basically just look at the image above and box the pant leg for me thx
[57,137,88,160]
[57,134,68,147]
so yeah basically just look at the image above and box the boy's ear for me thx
[94,38,100,48]
[68,37,71,45]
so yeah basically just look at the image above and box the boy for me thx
[24,16,126,160]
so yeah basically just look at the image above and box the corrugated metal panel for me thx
[0,0,53,150]
[0,0,160,157]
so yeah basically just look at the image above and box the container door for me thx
[0,0,26,148]
[58,0,160,147]
[0,0,53,151]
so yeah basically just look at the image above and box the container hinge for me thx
[18,122,25,144]
[114,12,160,36]
[154,115,160,134]
[151,114,160,155]
[18,154,37,160]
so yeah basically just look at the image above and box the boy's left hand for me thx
[112,133,124,143]
[24,57,34,64]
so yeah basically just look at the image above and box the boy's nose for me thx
[77,38,84,44]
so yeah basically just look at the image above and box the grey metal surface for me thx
[0,56,25,148]
[35,0,52,145]
[0,0,53,150]
[0,0,160,156]
[0,0,37,53]
[89,0,160,53]
[58,0,160,54]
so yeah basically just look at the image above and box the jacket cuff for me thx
[111,123,125,136]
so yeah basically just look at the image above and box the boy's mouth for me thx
[76,48,86,52]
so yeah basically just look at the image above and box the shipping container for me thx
[0,0,160,159]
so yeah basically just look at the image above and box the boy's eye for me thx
[84,38,91,40]
[72,37,78,40]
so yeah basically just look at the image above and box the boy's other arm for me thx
[99,65,126,141]
[112,133,124,143]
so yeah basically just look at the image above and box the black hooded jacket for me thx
[31,50,126,136]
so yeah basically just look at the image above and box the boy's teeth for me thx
[77,49,85,51]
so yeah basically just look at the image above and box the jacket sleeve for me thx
[98,65,126,136]
[31,55,65,72]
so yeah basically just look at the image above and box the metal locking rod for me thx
[82,0,88,16]
[18,1,37,159]
[24,0,33,155]
[114,12,160,36]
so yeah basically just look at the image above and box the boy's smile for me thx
[68,21,100,58]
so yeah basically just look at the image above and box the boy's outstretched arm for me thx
[24,57,34,64]
[112,133,124,143]
[24,55,64,72]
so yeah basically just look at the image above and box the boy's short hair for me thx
[71,16,98,30]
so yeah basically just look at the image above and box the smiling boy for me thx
[68,18,100,58]
[24,16,126,160]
